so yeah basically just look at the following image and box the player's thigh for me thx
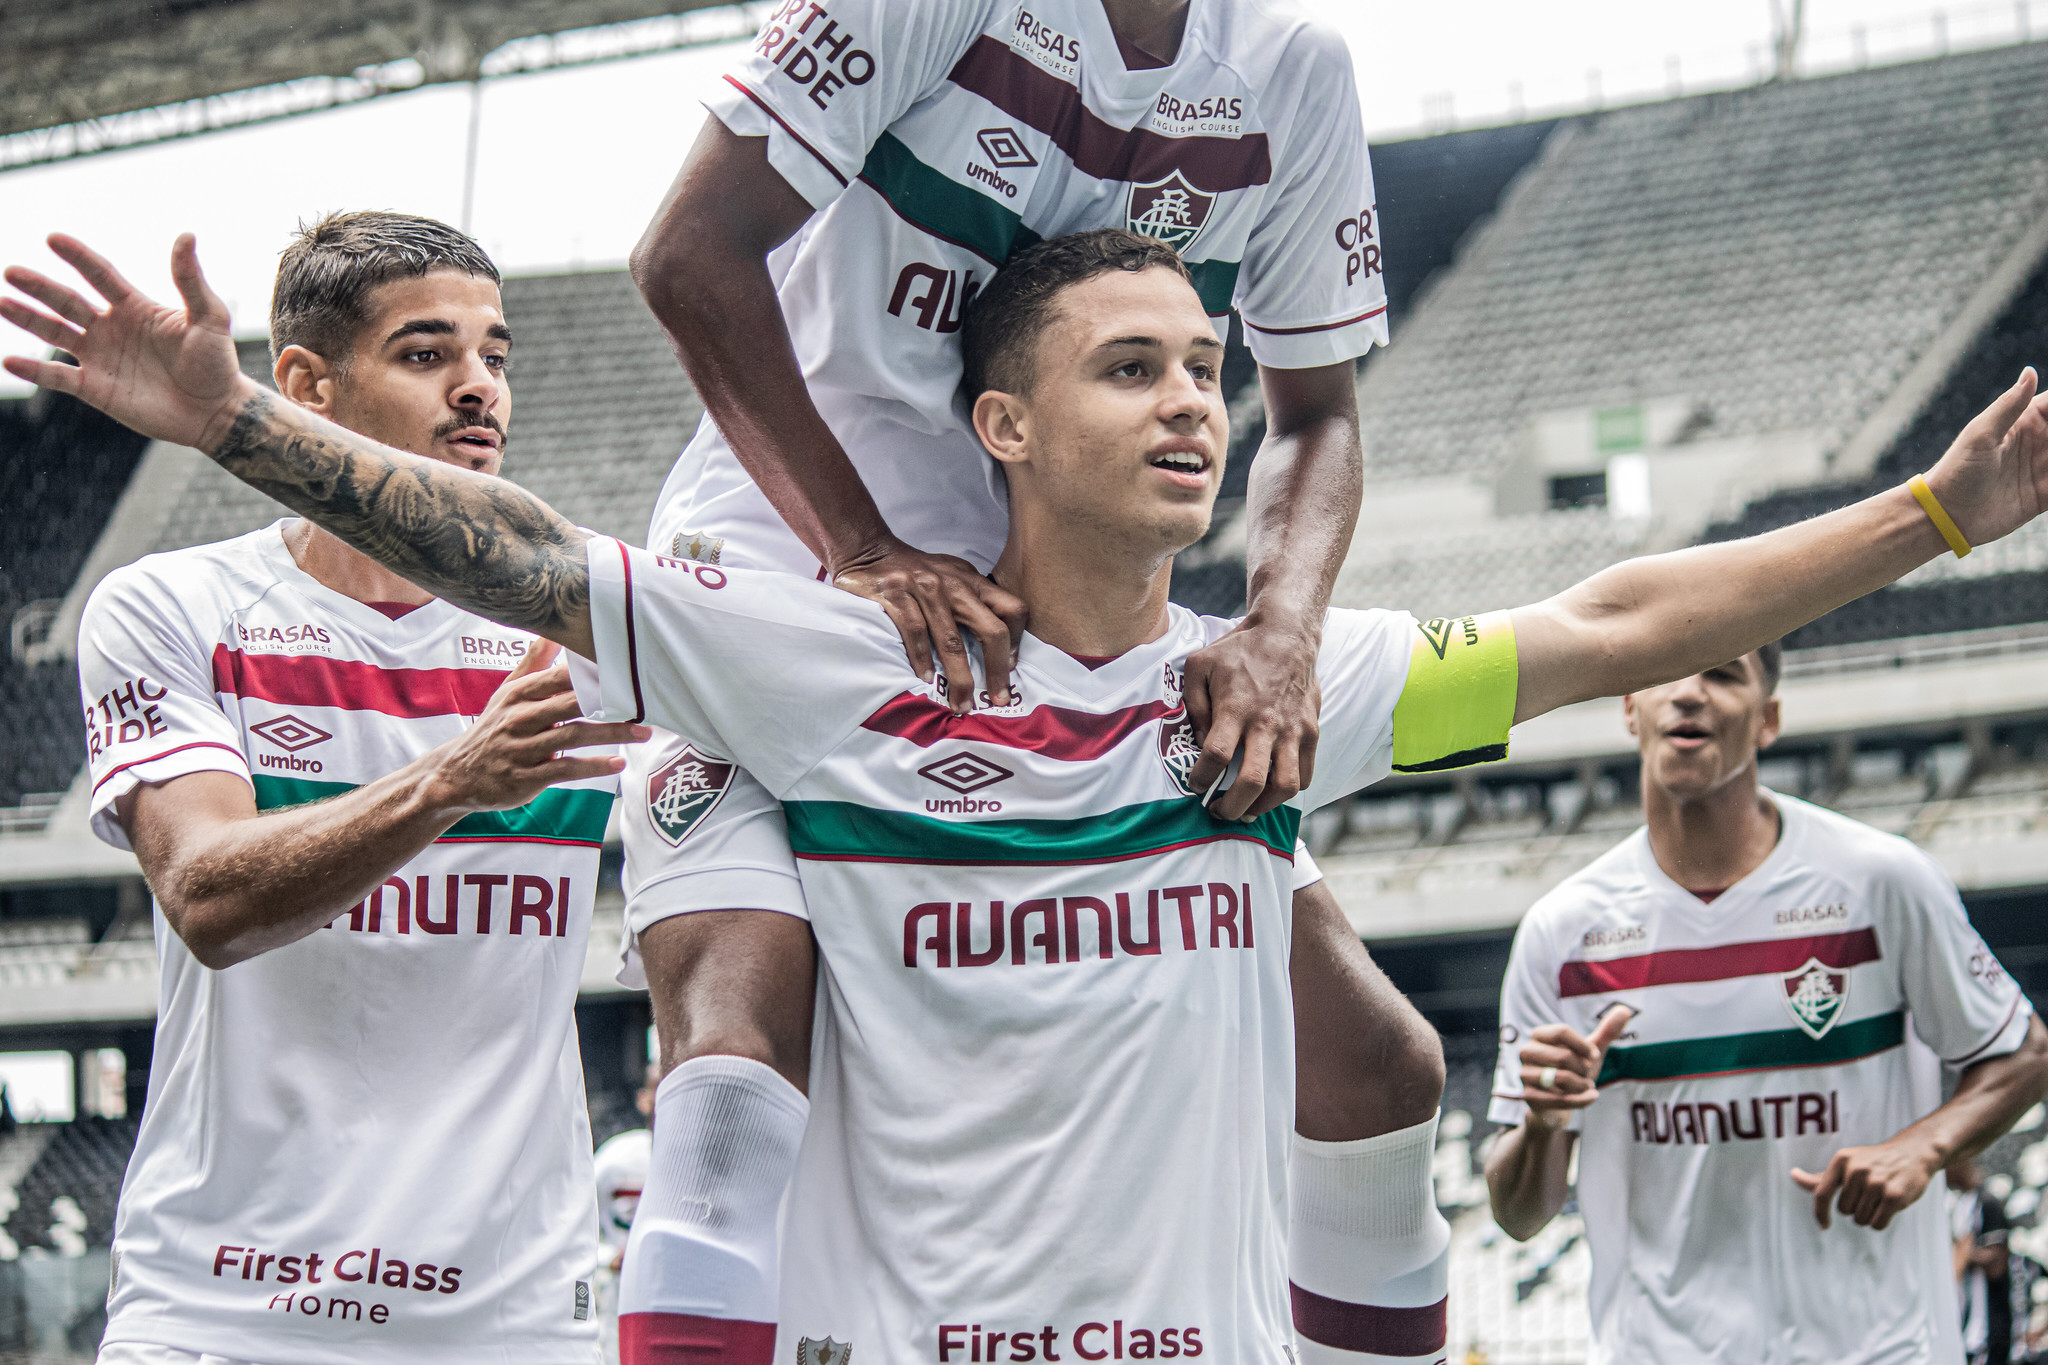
[622,729,818,1091]
[1291,877,1444,1141]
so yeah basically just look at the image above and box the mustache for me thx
[431,411,507,448]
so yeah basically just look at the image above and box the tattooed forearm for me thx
[209,391,595,652]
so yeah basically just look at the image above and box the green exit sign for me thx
[1594,404,1646,453]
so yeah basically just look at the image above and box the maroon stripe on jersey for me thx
[620,1311,776,1363]
[1245,303,1390,336]
[723,75,849,187]
[1291,1282,1448,1356]
[862,691,1175,758]
[615,539,648,725]
[91,740,247,793]
[210,646,506,717]
[947,37,1272,191]
[1557,927,1881,998]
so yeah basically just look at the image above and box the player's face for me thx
[1006,266,1228,554]
[1624,653,1782,803]
[324,270,512,474]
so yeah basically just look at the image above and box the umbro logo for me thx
[250,714,333,753]
[919,751,1013,795]
[977,127,1038,169]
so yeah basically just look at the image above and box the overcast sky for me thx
[0,0,2034,395]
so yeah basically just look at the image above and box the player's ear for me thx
[274,344,339,414]
[1621,692,1639,738]
[974,389,1031,467]
[1756,694,1783,751]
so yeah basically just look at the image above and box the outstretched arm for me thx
[2,234,596,657]
[1511,370,2048,722]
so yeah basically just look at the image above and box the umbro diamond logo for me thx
[977,127,1038,169]
[918,752,1014,795]
[250,714,333,753]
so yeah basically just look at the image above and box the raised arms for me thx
[1,234,596,657]
[1510,369,2048,723]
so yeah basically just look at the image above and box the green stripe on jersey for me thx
[1596,1010,1906,1084]
[858,134,1240,314]
[784,797,1300,865]
[861,133,1040,266]
[251,774,613,845]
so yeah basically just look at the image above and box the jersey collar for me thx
[1633,788,1803,913]
[257,520,462,643]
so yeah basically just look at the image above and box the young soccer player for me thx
[48,214,647,1365]
[624,4,1430,1354]
[1484,647,2048,1365]
[10,227,2048,1365]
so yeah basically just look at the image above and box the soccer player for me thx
[11,227,2048,1364]
[44,214,647,1364]
[1483,648,2048,1364]
[623,2,1430,1355]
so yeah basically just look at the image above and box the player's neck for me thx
[1642,764,1781,895]
[990,526,1175,660]
[1098,0,1191,63]
[282,519,435,610]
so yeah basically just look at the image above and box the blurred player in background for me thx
[594,1064,659,1364]
[622,1,1440,1359]
[1485,646,2048,1364]
[19,225,2048,1365]
[42,213,646,1365]
[1953,1155,2016,1365]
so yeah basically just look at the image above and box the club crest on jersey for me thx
[647,746,735,847]
[796,1339,853,1365]
[1127,172,1216,253]
[1782,958,1849,1039]
[1159,710,1202,796]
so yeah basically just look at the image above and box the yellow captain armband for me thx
[1390,611,1518,774]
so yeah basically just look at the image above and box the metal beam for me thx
[0,0,757,161]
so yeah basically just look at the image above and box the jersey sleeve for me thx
[1879,844,2034,1066]
[1296,609,1518,811]
[704,0,995,210]
[77,564,249,852]
[1232,22,1388,369]
[570,536,911,796]
[1488,909,1578,1130]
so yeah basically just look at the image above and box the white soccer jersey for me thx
[1489,794,2033,1365]
[79,523,613,1365]
[653,0,1385,575]
[573,538,1511,1364]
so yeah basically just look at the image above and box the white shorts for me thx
[96,1348,275,1365]
[618,728,1325,988]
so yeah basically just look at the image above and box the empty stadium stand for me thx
[0,392,149,813]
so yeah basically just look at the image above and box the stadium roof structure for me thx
[1354,40,2048,487]
[2,0,738,155]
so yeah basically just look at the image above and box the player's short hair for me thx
[1755,640,1783,695]
[270,211,500,366]
[961,229,1192,399]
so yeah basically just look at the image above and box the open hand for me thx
[833,539,1027,714]
[3,233,254,452]
[423,640,650,815]
[1185,619,1320,821]
[1924,367,2048,548]
[1518,1007,1634,1129]
[1790,1139,1938,1231]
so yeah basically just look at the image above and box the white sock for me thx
[618,1055,808,1352]
[1290,1113,1451,1365]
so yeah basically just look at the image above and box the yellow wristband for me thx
[1909,474,1971,558]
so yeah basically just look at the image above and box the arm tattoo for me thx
[211,391,591,640]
